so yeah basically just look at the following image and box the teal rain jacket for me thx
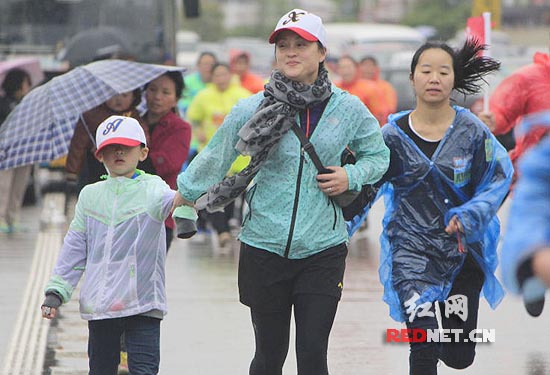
[348,107,513,322]
[178,87,390,259]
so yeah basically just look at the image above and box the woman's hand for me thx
[316,166,349,197]
[171,191,195,214]
[445,215,464,235]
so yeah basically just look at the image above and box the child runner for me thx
[41,115,176,375]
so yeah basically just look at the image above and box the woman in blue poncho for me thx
[348,40,513,374]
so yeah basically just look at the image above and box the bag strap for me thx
[291,125,327,173]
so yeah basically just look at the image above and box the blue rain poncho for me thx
[348,107,513,322]
[500,111,550,294]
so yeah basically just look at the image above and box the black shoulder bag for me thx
[291,125,377,221]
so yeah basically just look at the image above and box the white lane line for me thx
[2,193,65,375]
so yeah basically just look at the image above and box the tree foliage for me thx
[402,0,472,41]
[181,1,225,42]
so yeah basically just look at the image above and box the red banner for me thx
[466,16,485,44]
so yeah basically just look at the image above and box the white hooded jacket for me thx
[45,171,175,321]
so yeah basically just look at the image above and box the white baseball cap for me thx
[95,115,146,156]
[269,9,327,48]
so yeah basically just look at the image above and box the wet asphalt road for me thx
[160,199,550,374]
[1,196,549,374]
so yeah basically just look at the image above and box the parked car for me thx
[323,22,426,65]
[175,30,201,69]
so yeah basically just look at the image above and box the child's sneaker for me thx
[0,221,12,234]
[10,223,28,233]
[218,231,233,248]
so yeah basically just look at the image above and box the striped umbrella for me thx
[0,59,185,170]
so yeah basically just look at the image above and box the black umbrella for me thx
[59,27,133,67]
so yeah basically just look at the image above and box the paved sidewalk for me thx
[2,193,550,374]
[0,202,42,369]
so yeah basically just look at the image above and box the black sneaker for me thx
[517,259,546,317]
[523,296,545,318]
[524,297,545,317]
[522,277,546,317]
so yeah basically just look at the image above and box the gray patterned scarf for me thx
[195,66,332,212]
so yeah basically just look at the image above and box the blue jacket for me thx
[501,111,550,294]
[349,107,513,322]
[178,87,390,259]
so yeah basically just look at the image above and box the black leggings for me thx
[206,201,236,234]
[249,294,339,375]
[406,254,485,375]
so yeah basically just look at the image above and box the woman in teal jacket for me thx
[175,8,389,375]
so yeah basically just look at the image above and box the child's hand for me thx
[41,306,58,319]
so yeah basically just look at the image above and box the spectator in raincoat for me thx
[348,40,513,375]
[177,51,217,117]
[0,68,32,234]
[230,50,265,94]
[186,62,252,248]
[501,111,550,317]
[479,51,550,176]
[174,8,389,374]
[335,55,379,122]
[359,55,398,125]
[142,72,192,250]
[187,63,251,150]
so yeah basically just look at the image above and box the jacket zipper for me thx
[244,184,257,223]
[98,182,118,310]
[330,199,337,230]
[284,147,305,258]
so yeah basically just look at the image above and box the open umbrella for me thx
[0,59,185,170]
[0,57,45,93]
[58,27,134,68]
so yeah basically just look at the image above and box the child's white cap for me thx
[269,9,326,48]
[95,115,146,156]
